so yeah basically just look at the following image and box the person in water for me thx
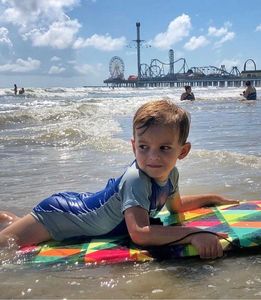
[241,81,256,100]
[180,85,195,101]
[0,100,238,259]
[14,84,17,95]
[18,87,25,95]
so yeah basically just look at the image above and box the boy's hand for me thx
[190,232,223,259]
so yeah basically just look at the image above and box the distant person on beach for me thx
[241,81,256,100]
[18,87,25,95]
[0,99,238,259]
[180,85,195,101]
[14,84,17,95]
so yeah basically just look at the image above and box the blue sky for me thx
[0,0,261,88]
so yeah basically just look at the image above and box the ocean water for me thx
[0,86,260,299]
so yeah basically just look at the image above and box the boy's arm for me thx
[180,93,186,100]
[243,87,250,98]
[124,206,223,259]
[168,192,239,213]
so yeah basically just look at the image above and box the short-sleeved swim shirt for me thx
[31,161,179,241]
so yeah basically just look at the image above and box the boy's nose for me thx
[149,150,160,160]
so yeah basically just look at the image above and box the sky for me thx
[0,0,261,88]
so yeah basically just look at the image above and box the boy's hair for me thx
[133,99,190,145]
[245,81,251,86]
[185,85,191,91]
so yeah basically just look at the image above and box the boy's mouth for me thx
[147,164,162,168]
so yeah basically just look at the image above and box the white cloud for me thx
[68,60,76,64]
[151,14,191,49]
[256,24,261,32]
[26,19,81,49]
[74,63,103,76]
[51,56,61,62]
[0,57,40,72]
[208,24,235,48]
[48,65,66,74]
[73,34,127,51]
[184,35,209,51]
[0,1,127,52]
[217,58,241,71]
[208,26,228,37]
[0,0,79,28]
[0,7,25,27]
[214,32,235,48]
[0,0,81,49]
[0,26,13,47]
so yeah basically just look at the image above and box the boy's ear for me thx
[178,142,191,160]
[131,138,136,155]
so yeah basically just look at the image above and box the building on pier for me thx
[103,23,261,88]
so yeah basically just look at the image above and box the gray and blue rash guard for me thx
[31,161,179,241]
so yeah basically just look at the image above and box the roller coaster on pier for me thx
[139,54,241,80]
[140,58,188,78]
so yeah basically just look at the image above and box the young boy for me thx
[241,81,257,100]
[180,86,195,101]
[0,100,238,259]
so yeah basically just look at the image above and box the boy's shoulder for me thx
[122,161,150,183]
[169,166,179,181]
[119,161,152,204]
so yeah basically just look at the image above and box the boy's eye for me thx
[160,146,171,151]
[139,144,148,150]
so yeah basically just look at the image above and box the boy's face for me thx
[131,124,191,183]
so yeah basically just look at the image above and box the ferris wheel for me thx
[109,56,125,79]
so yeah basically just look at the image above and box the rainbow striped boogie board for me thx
[17,200,261,265]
